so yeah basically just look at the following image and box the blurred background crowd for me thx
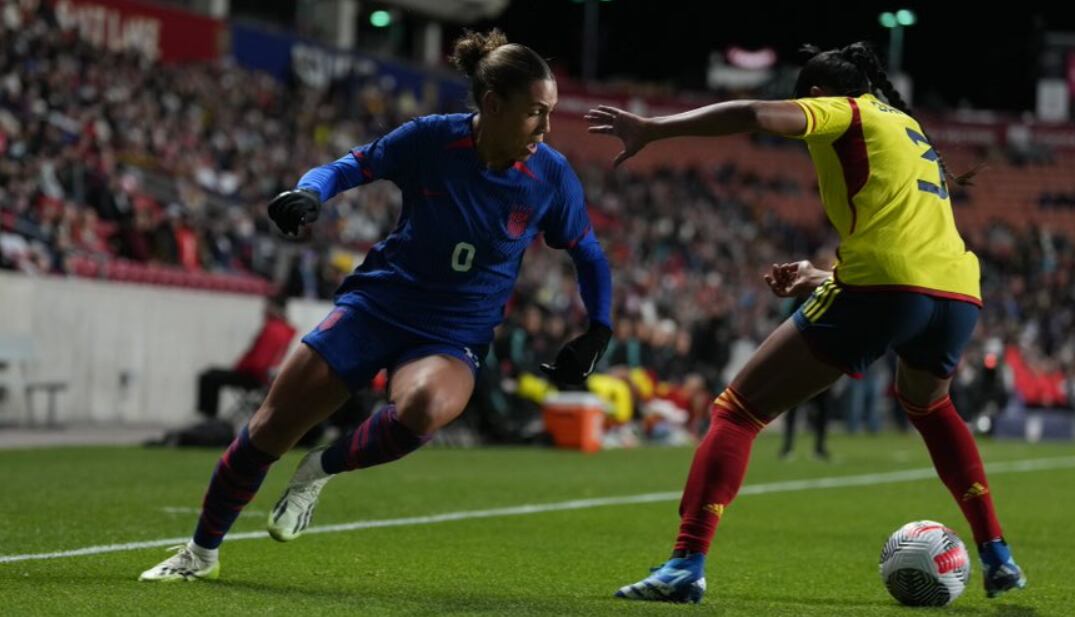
[2,0,1072,448]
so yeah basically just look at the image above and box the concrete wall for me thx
[0,272,331,426]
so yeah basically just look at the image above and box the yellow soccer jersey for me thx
[791,93,981,304]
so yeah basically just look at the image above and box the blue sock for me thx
[193,426,277,549]
[321,404,431,474]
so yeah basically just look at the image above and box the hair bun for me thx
[450,29,509,77]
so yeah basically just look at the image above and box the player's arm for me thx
[268,119,423,236]
[539,230,613,385]
[567,231,613,331]
[585,100,806,166]
[539,167,613,385]
[763,260,832,298]
[294,152,366,204]
[266,152,367,236]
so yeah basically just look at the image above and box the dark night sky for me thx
[455,0,1075,112]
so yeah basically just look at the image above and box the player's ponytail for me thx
[449,29,552,109]
[842,43,981,187]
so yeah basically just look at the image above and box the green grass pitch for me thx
[1,433,1072,616]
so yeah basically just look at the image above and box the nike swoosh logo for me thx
[584,353,599,377]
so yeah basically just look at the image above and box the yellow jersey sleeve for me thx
[792,97,854,143]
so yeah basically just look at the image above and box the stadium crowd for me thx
[2,1,1071,443]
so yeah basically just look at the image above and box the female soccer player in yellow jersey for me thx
[587,42,1026,604]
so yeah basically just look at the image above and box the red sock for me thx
[675,388,768,555]
[900,393,1003,544]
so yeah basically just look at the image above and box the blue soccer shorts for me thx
[792,279,980,379]
[302,298,487,393]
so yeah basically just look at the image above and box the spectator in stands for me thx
[195,296,295,418]
[4,0,1075,442]
[495,302,545,376]
[843,361,884,434]
[1004,343,1069,410]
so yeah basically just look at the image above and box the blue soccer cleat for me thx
[614,554,707,604]
[979,538,1027,598]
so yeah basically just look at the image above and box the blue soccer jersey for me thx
[297,113,604,346]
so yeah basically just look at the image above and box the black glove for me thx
[540,323,612,386]
[268,188,321,236]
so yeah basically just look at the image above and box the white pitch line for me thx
[160,507,265,519]
[2,455,1074,565]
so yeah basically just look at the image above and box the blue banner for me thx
[230,22,469,112]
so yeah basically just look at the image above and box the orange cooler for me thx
[542,393,605,453]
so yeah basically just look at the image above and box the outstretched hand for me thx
[584,105,651,167]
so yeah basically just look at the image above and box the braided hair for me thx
[794,42,980,187]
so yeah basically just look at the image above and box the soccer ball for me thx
[879,520,971,606]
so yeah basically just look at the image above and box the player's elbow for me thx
[568,233,606,264]
[743,101,766,132]
[750,101,808,137]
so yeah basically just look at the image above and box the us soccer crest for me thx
[507,205,532,239]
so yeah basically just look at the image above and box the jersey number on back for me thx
[451,242,476,272]
[905,128,949,200]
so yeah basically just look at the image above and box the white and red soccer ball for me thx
[879,520,972,606]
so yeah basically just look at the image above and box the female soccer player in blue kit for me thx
[140,30,613,581]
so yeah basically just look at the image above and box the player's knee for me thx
[895,360,950,408]
[895,379,939,411]
[396,381,443,434]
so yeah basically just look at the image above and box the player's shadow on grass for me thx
[213,579,383,604]
[214,578,578,614]
[720,592,893,610]
[991,606,1037,617]
[729,594,1039,617]
[718,592,1034,614]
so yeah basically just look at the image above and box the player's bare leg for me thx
[268,354,474,541]
[140,344,350,581]
[389,354,477,434]
[248,343,353,455]
[895,360,1026,598]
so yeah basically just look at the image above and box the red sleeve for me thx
[234,317,297,384]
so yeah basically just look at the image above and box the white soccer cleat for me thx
[267,446,332,542]
[138,543,220,582]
